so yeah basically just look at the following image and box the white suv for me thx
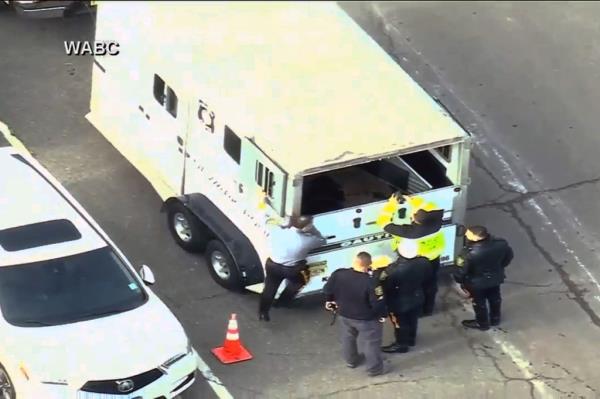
[0,147,198,399]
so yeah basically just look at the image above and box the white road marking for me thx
[489,336,549,397]
[369,6,554,397]
[462,305,550,398]
[196,354,234,399]
[0,120,32,156]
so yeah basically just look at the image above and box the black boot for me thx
[381,342,409,353]
[462,319,489,331]
[382,328,409,353]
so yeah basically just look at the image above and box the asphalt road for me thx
[1,2,600,398]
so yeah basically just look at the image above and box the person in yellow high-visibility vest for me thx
[376,193,445,316]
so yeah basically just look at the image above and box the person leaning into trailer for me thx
[257,191,326,322]
[376,193,445,316]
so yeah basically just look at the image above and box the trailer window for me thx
[265,168,274,198]
[255,161,263,186]
[224,125,241,164]
[153,74,165,106]
[435,145,452,162]
[402,150,452,189]
[255,161,275,199]
[166,87,178,118]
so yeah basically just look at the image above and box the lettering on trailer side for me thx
[308,232,394,255]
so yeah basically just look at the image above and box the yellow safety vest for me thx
[377,194,445,259]
[391,231,445,260]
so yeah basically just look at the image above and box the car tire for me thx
[166,201,211,252]
[0,363,16,399]
[205,240,244,291]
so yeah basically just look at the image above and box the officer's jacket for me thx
[377,256,433,313]
[384,209,445,260]
[453,237,514,290]
[323,268,387,320]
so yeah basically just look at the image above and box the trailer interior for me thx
[301,145,459,215]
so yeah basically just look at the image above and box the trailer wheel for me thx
[166,201,211,252]
[205,240,244,291]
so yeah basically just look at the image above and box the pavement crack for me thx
[266,351,322,358]
[468,175,600,211]
[500,204,600,328]
[193,292,229,301]
[504,280,553,288]
[471,153,520,194]
[438,276,586,399]
[543,361,598,393]
[536,289,570,296]
[316,376,435,398]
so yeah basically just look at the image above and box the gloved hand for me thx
[257,190,267,210]
[325,301,337,311]
[378,317,386,323]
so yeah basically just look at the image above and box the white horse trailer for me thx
[87,1,472,295]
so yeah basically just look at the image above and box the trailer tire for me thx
[205,240,244,291]
[166,201,211,252]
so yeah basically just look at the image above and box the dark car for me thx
[3,0,93,18]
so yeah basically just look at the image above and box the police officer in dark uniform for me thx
[383,197,444,316]
[323,252,388,377]
[376,239,433,353]
[453,226,514,330]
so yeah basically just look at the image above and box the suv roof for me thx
[0,148,105,266]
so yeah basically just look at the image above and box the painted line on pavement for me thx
[489,335,549,397]
[460,305,550,398]
[196,354,234,399]
[0,120,32,156]
[368,7,552,397]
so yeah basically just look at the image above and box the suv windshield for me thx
[0,247,147,327]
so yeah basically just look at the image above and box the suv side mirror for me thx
[139,265,156,285]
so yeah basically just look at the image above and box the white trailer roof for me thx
[97,1,468,175]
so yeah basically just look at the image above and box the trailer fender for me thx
[162,194,264,286]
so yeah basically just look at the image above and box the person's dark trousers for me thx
[259,259,306,315]
[275,265,308,307]
[471,285,502,328]
[422,257,440,315]
[392,307,420,347]
[339,316,383,375]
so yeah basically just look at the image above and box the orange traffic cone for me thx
[211,313,253,364]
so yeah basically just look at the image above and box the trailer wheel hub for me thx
[173,212,192,242]
[210,251,231,280]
